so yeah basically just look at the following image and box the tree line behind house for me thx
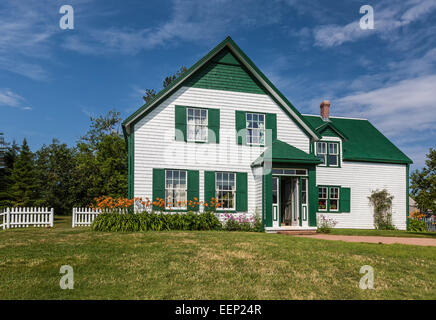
[0,67,189,215]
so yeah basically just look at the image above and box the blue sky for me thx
[0,0,435,172]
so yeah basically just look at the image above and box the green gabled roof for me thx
[303,115,413,164]
[252,140,322,167]
[122,36,320,140]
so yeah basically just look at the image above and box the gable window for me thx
[216,172,236,210]
[246,113,265,146]
[318,187,327,210]
[316,141,339,167]
[329,187,340,211]
[165,169,187,209]
[187,108,208,142]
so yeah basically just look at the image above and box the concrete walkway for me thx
[296,234,436,247]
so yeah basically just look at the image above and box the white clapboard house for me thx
[122,37,412,231]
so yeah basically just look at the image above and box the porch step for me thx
[276,230,318,235]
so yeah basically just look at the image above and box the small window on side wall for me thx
[318,187,327,210]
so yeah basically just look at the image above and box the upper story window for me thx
[216,172,236,210]
[316,141,339,167]
[165,169,187,209]
[246,113,265,146]
[187,108,208,142]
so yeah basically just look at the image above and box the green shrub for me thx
[407,219,427,232]
[91,211,222,232]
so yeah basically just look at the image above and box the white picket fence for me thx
[0,207,54,230]
[72,208,129,227]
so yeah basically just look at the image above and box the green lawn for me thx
[0,216,435,300]
[329,228,436,238]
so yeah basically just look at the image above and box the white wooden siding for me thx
[133,86,310,214]
[316,136,407,230]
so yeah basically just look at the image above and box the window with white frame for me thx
[165,170,187,209]
[329,187,340,211]
[187,108,208,142]
[316,142,327,165]
[328,143,339,166]
[316,141,339,167]
[216,172,236,210]
[318,187,327,210]
[246,113,265,145]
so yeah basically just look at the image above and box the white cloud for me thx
[62,0,287,55]
[0,89,31,110]
[313,0,436,48]
[335,74,436,137]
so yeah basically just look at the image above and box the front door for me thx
[281,177,300,226]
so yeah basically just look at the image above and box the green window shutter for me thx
[208,108,220,143]
[235,111,246,145]
[340,187,351,213]
[187,170,199,211]
[152,168,165,210]
[265,113,277,146]
[175,105,187,141]
[204,171,216,211]
[236,172,248,212]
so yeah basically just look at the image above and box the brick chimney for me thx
[320,100,331,121]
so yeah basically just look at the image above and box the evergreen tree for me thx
[8,139,40,207]
[35,139,77,214]
[0,137,19,208]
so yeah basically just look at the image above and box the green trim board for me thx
[304,115,412,164]
[122,36,320,141]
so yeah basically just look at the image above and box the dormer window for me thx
[316,141,340,167]
[316,142,327,164]
[328,143,339,166]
